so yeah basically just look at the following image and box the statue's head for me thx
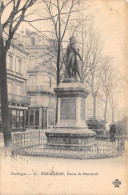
[69,36,76,44]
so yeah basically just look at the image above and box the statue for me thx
[64,36,82,81]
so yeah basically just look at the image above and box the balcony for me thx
[7,69,27,80]
[27,86,55,95]
[8,93,30,106]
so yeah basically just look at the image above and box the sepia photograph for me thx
[0,0,128,194]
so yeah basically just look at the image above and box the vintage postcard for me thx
[0,0,128,194]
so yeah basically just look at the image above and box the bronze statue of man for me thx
[64,36,82,80]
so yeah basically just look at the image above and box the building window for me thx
[8,55,13,70]
[28,74,36,86]
[18,59,22,74]
[16,58,22,74]
[10,109,25,129]
[30,110,34,125]
[12,110,16,128]
[35,109,39,127]
[19,111,24,128]
[31,37,35,45]
[29,109,39,128]
[17,83,22,95]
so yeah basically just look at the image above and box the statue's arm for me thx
[71,45,82,61]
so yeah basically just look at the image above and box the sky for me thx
[89,0,128,109]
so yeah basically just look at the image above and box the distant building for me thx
[27,69,56,129]
[21,30,57,129]
[0,42,30,131]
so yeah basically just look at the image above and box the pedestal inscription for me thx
[60,98,76,120]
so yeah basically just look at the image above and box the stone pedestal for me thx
[45,81,96,151]
[55,81,89,128]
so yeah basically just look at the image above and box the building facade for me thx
[0,43,30,131]
[21,30,57,129]
[27,69,56,129]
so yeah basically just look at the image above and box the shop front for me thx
[9,107,28,131]
[28,107,55,129]
[28,108,39,129]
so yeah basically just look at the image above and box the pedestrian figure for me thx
[110,123,116,142]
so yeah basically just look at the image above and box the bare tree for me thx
[28,0,91,84]
[100,56,114,122]
[34,38,58,79]
[0,0,36,147]
[70,21,105,119]
[28,37,65,81]
[41,0,86,123]
[109,80,119,123]
[42,0,85,85]
[122,42,128,84]
[83,29,104,119]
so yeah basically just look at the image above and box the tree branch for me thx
[24,13,58,22]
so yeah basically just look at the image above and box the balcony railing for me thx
[7,69,27,80]
[8,93,30,105]
[27,86,55,94]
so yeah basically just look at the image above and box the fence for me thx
[13,131,126,160]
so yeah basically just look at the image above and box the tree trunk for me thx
[104,98,108,123]
[55,41,61,124]
[57,42,61,86]
[112,107,115,123]
[0,46,12,147]
[93,95,96,119]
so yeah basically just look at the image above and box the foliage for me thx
[110,118,128,135]
[86,117,106,129]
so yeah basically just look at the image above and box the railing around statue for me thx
[13,131,126,159]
